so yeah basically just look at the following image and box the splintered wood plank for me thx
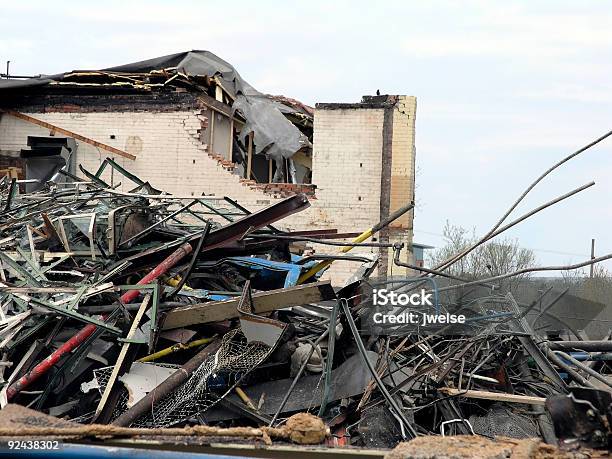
[439,388,546,405]
[93,295,151,420]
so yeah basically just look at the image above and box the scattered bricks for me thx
[243,182,317,199]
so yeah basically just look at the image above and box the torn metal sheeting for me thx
[119,362,179,408]
[158,328,197,344]
[238,281,287,347]
[204,352,377,421]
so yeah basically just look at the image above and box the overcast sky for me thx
[2,0,612,271]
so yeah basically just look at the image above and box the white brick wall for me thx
[0,110,276,201]
[311,107,386,282]
[0,100,416,285]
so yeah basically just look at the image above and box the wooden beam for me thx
[215,85,224,102]
[228,117,234,162]
[246,131,253,180]
[197,94,244,125]
[268,158,273,183]
[0,110,136,160]
[0,167,20,179]
[213,76,235,103]
[208,109,215,155]
[439,388,546,406]
[93,294,150,421]
[198,94,232,118]
[162,281,336,330]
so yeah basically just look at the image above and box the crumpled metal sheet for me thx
[203,351,378,422]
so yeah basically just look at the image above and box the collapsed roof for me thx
[0,50,313,164]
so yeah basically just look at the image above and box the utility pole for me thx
[5,61,9,79]
[590,238,595,278]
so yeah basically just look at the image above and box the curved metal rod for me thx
[296,254,373,265]
[165,225,210,300]
[433,172,599,274]
[392,246,496,289]
[436,251,612,293]
[268,330,329,427]
[249,233,395,248]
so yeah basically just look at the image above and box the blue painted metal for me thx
[181,256,321,301]
[565,352,612,361]
[179,290,233,301]
[224,256,312,288]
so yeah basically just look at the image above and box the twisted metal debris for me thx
[0,134,611,454]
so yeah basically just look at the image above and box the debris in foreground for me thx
[0,404,327,446]
[0,153,610,457]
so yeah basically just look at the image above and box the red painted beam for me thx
[6,242,193,401]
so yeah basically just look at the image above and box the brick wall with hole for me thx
[0,100,416,285]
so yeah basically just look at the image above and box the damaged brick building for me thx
[0,51,417,285]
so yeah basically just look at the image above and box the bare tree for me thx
[427,221,536,281]
[561,264,612,307]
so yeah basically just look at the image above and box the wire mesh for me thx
[94,329,273,427]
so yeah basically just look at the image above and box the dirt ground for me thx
[385,435,607,459]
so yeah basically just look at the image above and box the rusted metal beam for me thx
[162,281,336,329]
[0,110,136,160]
[197,193,310,253]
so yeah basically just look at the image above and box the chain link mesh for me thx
[94,329,273,427]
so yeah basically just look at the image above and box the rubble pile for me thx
[0,156,610,455]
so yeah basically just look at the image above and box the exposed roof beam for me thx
[0,109,136,160]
